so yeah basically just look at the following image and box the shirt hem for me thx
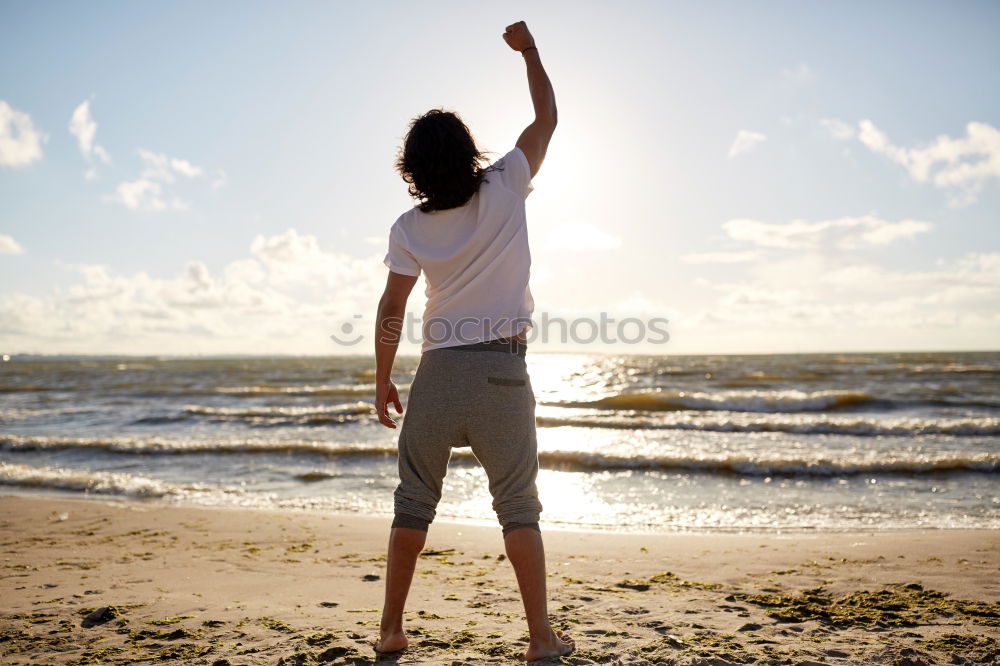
[383,260,421,277]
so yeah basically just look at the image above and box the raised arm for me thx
[503,21,557,179]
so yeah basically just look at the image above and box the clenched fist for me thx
[503,21,536,52]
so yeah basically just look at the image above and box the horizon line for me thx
[3,348,998,361]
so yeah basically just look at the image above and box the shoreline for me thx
[2,494,998,665]
[2,488,994,537]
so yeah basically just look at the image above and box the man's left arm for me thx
[375,271,418,428]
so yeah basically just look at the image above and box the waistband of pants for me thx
[438,337,527,356]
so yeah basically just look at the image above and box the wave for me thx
[0,434,396,458]
[184,402,373,418]
[533,451,1000,476]
[187,402,373,426]
[0,461,248,499]
[864,363,1000,376]
[295,470,337,482]
[0,383,404,399]
[547,389,876,413]
[0,384,55,393]
[536,413,1000,437]
[211,383,403,397]
[132,401,374,427]
[2,435,996,477]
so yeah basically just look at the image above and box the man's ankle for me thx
[528,626,556,643]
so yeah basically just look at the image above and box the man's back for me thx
[384,147,536,350]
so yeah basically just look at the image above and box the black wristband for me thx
[521,46,538,54]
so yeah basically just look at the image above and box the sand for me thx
[1,494,998,665]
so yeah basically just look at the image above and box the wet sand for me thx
[1,494,998,665]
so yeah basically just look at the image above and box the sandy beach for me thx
[0,495,997,665]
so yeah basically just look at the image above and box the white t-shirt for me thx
[383,146,535,352]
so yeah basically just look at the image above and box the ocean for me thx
[1,351,997,533]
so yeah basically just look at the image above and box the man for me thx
[372,20,574,662]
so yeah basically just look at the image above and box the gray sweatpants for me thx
[392,346,542,533]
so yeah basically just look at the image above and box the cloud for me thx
[0,100,45,167]
[677,211,997,350]
[0,234,25,255]
[135,149,202,183]
[107,149,209,211]
[686,250,1000,348]
[722,214,931,250]
[543,222,622,251]
[170,157,202,178]
[857,119,1000,205]
[251,228,323,264]
[249,228,388,290]
[69,100,111,169]
[680,251,758,264]
[109,179,167,212]
[0,229,388,355]
[819,118,855,141]
[728,130,767,158]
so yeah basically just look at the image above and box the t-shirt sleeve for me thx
[383,223,422,277]
[492,146,535,199]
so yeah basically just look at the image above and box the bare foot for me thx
[523,628,575,661]
[373,629,408,653]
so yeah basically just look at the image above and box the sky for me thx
[1,0,998,356]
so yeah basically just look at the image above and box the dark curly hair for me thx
[395,109,492,212]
